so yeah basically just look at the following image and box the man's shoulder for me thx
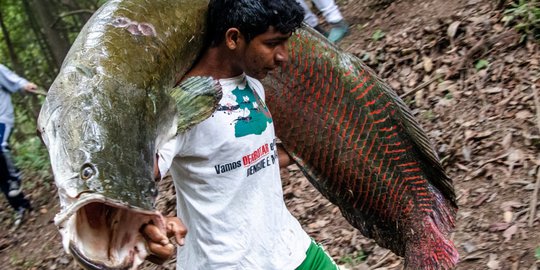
[245,76,264,93]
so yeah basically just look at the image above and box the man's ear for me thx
[225,28,242,50]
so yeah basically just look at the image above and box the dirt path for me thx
[1,0,539,269]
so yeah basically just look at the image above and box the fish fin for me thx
[375,75,457,207]
[326,40,455,208]
[170,76,222,133]
[405,216,459,270]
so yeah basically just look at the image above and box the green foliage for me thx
[9,94,51,180]
[11,135,51,179]
[9,252,37,269]
[422,109,436,121]
[535,246,540,260]
[0,0,106,181]
[372,29,386,41]
[475,59,490,70]
[338,250,367,267]
[502,0,540,42]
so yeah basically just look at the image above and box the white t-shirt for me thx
[158,74,311,270]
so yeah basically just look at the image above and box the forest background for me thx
[0,0,539,269]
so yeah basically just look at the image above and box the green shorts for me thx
[295,239,340,270]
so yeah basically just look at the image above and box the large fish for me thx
[263,28,458,269]
[37,0,221,269]
[38,0,458,270]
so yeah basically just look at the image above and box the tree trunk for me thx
[24,0,71,70]
[0,1,23,74]
[21,0,58,79]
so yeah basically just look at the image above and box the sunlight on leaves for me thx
[338,250,366,267]
[502,0,540,42]
[475,59,489,70]
[372,29,386,41]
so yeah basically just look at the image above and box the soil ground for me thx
[1,0,539,269]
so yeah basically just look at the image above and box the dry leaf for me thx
[423,56,433,72]
[503,224,518,241]
[467,0,482,5]
[515,110,533,120]
[389,80,401,89]
[475,130,494,139]
[456,163,471,171]
[415,89,425,107]
[503,211,513,223]
[487,253,501,269]
[465,130,475,140]
[500,201,524,211]
[482,87,504,94]
[462,146,472,162]
[447,21,461,39]
[501,133,512,150]
[472,194,489,207]
[462,241,477,253]
[507,149,524,163]
[489,222,511,232]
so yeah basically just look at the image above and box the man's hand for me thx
[277,144,292,168]
[23,82,38,94]
[142,216,187,265]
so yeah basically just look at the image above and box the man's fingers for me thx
[24,83,38,92]
[148,242,175,258]
[142,224,169,245]
[165,217,187,246]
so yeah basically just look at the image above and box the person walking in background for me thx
[297,0,349,43]
[0,63,38,227]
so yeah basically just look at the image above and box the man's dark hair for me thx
[207,0,305,46]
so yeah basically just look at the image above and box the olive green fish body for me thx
[40,0,209,209]
[37,1,219,269]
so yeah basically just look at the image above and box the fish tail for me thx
[404,215,459,270]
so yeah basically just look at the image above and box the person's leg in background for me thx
[0,123,31,227]
[311,0,349,42]
[296,0,329,36]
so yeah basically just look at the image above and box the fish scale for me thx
[263,26,458,269]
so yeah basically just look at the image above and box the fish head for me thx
[37,62,176,269]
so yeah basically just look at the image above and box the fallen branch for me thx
[445,31,515,79]
[530,167,540,227]
[533,84,540,134]
[400,74,441,99]
[369,250,392,269]
[477,153,509,168]
[529,85,540,227]
[50,9,95,29]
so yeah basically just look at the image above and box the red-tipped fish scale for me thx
[263,26,459,269]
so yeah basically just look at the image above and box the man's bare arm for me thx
[277,144,293,168]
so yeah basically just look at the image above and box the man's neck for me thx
[186,46,243,80]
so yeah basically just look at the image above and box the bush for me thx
[11,136,51,180]
[502,0,540,42]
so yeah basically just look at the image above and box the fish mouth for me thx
[56,194,164,270]
[69,242,131,270]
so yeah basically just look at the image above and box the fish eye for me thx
[80,164,96,180]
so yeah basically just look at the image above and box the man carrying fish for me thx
[39,0,458,267]
[143,0,339,269]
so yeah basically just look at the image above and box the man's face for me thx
[239,26,291,80]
